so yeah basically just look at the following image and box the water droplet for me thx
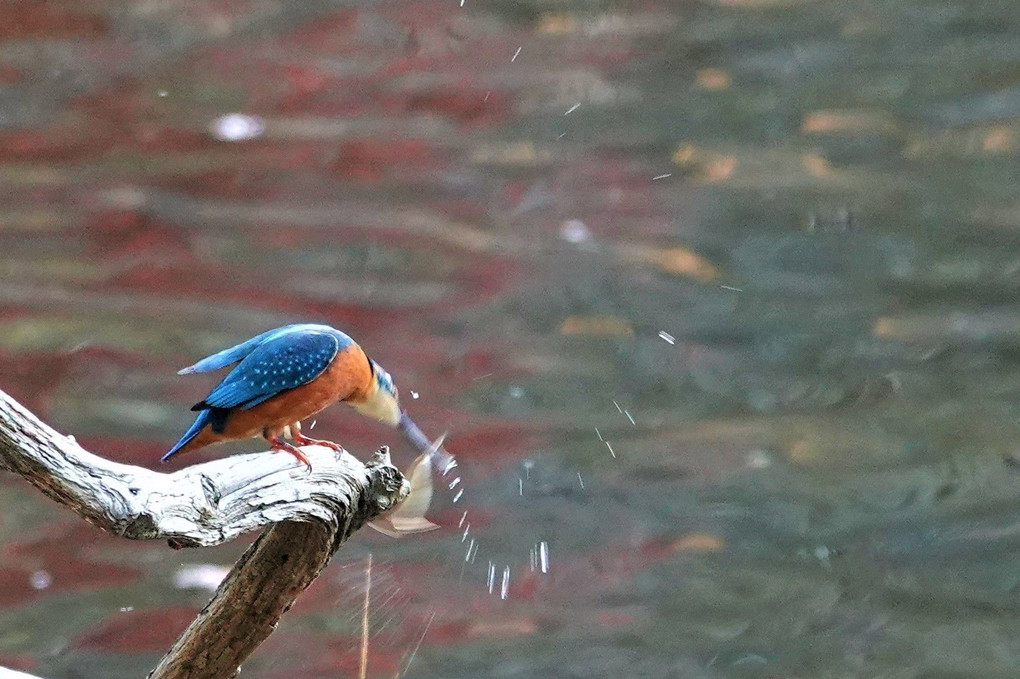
[560,219,592,244]
[658,330,676,344]
[173,564,230,591]
[208,113,265,142]
[500,566,511,599]
[30,570,52,590]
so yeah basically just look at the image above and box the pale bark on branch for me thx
[0,388,409,679]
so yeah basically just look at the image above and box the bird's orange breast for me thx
[211,343,375,441]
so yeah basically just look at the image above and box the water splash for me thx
[358,553,372,679]
[500,566,511,599]
[399,610,436,678]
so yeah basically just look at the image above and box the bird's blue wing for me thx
[179,324,306,375]
[197,330,341,410]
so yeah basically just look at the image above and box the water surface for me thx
[2,0,1020,677]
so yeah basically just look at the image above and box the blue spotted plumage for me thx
[178,326,294,376]
[180,324,354,377]
[196,331,341,411]
[163,324,364,463]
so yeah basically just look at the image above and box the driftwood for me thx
[0,388,410,679]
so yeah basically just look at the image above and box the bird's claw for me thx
[268,436,313,471]
[291,433,343,453]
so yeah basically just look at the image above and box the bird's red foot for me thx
[292,432,343,453]
[267,436,312,470]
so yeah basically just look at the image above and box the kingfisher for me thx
[163,323,451,535]
[163,322,453,467]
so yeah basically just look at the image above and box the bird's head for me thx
[350,359,402,427]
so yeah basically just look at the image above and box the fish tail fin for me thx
[368,452,440,538]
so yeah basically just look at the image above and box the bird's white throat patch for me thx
[351,388,401,427]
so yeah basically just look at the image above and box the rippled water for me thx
[3,0,1020,677]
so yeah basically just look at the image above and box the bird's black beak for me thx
[398,411,456,473]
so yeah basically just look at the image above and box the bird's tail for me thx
[162,409,213,462]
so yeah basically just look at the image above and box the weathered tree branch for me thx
[149,520,339,679]
[0,388,409,679]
